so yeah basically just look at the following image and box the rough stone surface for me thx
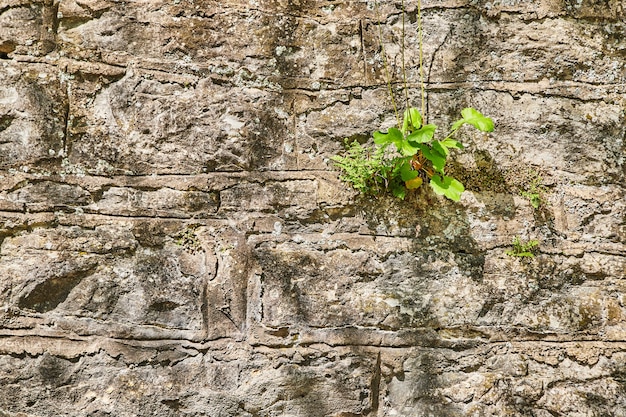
[0,0,624,416]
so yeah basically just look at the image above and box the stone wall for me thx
[0,0,624,416]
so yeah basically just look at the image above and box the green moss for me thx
[446,150,508,193]
[175,225,203,254]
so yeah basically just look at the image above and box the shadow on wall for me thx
[250,189,491,416]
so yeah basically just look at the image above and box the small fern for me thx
[331,140,393,196]
[506,236,539,258]
[520,174,546,209]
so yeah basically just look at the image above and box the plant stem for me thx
[417,0,426,118]
[401,0,410,114]
[442,127,459,142]
[374,0,400,128]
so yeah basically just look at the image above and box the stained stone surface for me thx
[0,0,625,416]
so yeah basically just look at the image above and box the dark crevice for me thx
[477,297,502,318]
[369,352,381,414]
[18,265,98,313]
[161,399,181,410]
[89,186,108,203]
[216,305,239,329]
[0,115,14,132]
[40,2,58,54]
[0,4,25,17]
[0,219,59,250]
[148,301,180,312]
[51,1,60,34]
[200,281,210,339]
[62,81,71,159]
[359,19,367,84]
[266,326,290,338]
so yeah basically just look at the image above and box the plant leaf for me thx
[440,138,464,150]
[398,140,419,156]
[460,107,494,132]
[431,140,449,156]
[392,184,407,199]
[530,196,540,209]
[402,108,422,134]
[405,176,423,189]
[399,160,419,181]
[429,175,465,201]
[450,118,466,131]
[373,127,404,147]
[418,144,446,174]
[407,124,437,144]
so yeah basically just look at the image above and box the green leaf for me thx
[450,108,494,132]
[373,128,404,147]
[429,175,465,201]
[402,108,422,134]
[440,138,464,150]
[374,126,420,157]
[407,124,437,145]
[405,176,423,189]
[431,140,449,157]
[450,118,466,131]
[391,184,407,200]
[529,194,540,209]
[399,160,419,181]
[521,191,541,209]
[398,140,419,156]
[460,107,494,132]
[418,144,446,174]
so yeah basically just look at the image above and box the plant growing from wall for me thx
[520,173,546,209]
[332,108,493,200]
[332,0,494,201]
[506,236,539,258]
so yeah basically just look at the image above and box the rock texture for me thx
[0,0,625,416]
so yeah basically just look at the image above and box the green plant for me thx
[332,107,493,201]
[332,0,494,202]
[331,140,391,196]
[506,236,539,258]
[520,174,545,209]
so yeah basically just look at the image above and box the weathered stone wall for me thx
[0,0,624,416]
